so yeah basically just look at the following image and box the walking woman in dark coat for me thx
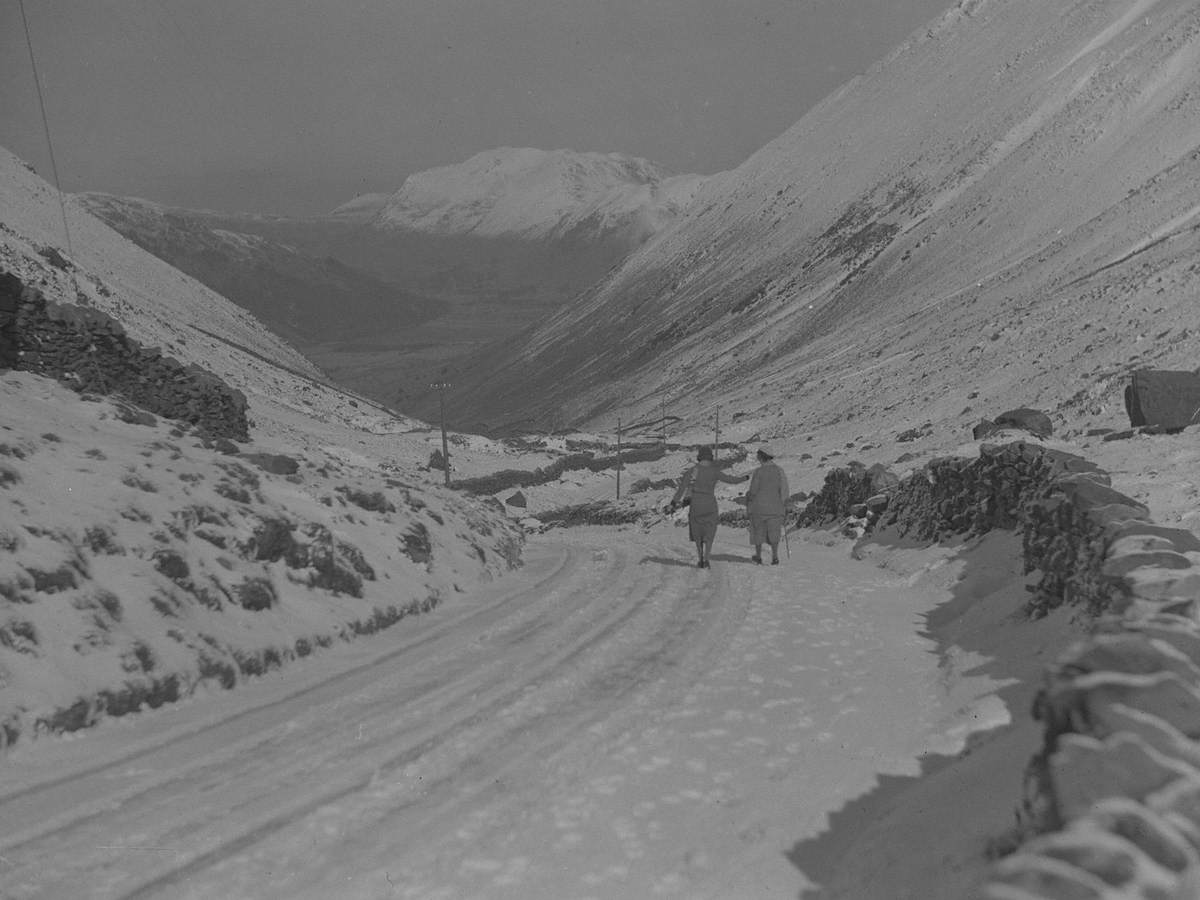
[668,446,748,568]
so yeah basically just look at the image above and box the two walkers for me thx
[668,446,790,568]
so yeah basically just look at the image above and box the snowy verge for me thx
[789,530,1082,900]
[0,372,523,749]
[789,439,1200,899]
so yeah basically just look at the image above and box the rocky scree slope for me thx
[450,0,1200,446]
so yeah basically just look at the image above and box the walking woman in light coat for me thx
[746,446,790,564]
[668,445,748,568]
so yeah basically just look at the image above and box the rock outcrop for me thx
[1125,369,1200,432]
[973,408,1055,441]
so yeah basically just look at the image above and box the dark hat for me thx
[756,447,774,461]
[697,445,714,461]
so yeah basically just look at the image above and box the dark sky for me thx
[2,0,951,216]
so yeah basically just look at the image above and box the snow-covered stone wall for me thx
[801,442,1200,898]
[1,270,249,440]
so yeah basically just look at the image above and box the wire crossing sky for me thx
[1,0,951,216]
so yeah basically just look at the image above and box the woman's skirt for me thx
[688,509,719,543]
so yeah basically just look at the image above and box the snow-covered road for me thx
[0,526,1007,899]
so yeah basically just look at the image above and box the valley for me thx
[4,0,1200,897]
[77,148,706,418]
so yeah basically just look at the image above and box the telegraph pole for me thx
[714,408,720,461]
[430,381,452,486]
[615,417,622,499]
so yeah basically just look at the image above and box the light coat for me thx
[746,461,789,517]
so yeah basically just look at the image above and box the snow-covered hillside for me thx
[0,151,322,385]
[451,0,1200,457]
[373,147,708,245]
[0,148,525,746]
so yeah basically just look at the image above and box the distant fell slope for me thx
[448,0,1200,443]
[76,193,438,348]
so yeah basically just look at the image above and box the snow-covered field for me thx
[0,521,1086,900]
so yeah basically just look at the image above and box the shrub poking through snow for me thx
[336,485,395,513]
[241,452,300,475]
[236,577,276,611]
[401,523,433,564]
[152,549,189,581]
[121,471,157,493]
[248,517,298,562]
[214,480,252,504]
[83,525,121,554]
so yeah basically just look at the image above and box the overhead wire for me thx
[18,0,75,263]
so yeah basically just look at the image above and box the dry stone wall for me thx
[0,270,249,440]
[800,442,1200,898]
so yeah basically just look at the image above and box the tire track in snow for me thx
[0,544,580,849]
[134,540,745,900]
[0,536,743,899]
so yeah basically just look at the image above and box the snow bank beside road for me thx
[792,530,1084,899]
[791,434,1200,899]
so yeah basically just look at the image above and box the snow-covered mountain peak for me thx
[373,147,710,242]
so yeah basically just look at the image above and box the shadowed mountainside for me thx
[444,0,1200,441]
[75,192,438,349]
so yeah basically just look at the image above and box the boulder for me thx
[972,418,999,440]
[865,493,890,514]
[241,452,299,475]
[995,407,1054,438]
[505,490,527,509]
[1125,369,1200,431]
